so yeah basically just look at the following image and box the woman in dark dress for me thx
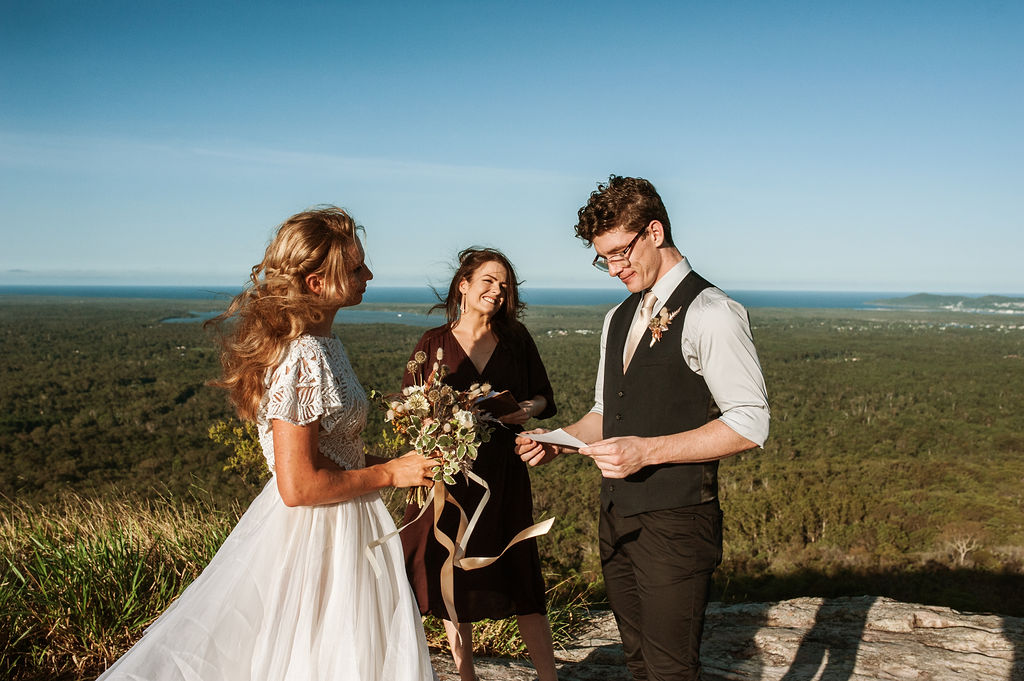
[401,248,559,681]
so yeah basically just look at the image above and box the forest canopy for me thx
[2,296,1023,615]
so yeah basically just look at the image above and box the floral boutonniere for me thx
[648,306,682,346]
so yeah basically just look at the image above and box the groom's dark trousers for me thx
[600,500,722,681]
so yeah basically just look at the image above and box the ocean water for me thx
[0,284,911,310]
[159,308,443,326]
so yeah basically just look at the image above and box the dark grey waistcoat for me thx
[601,271,720,516]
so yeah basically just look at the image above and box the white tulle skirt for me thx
[98,480,435,681]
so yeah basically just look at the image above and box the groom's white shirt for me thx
[591,256,770,447]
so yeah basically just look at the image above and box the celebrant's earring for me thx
[460,295,466,315]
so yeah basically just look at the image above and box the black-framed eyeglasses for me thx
[592,225,648,272]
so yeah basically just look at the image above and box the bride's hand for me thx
[385,451,437,488]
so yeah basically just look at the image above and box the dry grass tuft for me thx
[1,492,238,680]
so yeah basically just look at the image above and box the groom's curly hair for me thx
[574,175,674,247]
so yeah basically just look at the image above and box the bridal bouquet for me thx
[374,348,492,506]
[367,348,551,627]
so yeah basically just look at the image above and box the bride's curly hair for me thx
[206,206,362,420]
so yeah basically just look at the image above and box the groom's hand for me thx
[580,436,648,478]
[515,429,559,467]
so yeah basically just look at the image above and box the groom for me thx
[516,175,769,681]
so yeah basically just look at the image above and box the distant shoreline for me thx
[868,292,1024,314]
[8,284,1021,311]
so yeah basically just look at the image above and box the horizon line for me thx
[1,282,1023,297]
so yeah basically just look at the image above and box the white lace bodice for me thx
[257,334,368,472]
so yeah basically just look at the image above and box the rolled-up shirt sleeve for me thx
[590,288,768,446]
[590,306,617,416]
[682,289,770,447]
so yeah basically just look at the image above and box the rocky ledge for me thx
[430,596,1024,680]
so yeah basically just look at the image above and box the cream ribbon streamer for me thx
[364,469,554,627]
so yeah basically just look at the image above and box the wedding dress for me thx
[98,334,435,681]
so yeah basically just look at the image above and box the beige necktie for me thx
[623,291,657,371]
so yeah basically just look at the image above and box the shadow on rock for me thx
[778,596,874,680]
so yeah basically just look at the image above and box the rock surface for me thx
[430,596,1024,681]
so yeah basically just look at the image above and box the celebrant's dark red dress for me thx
[400,321,557,622]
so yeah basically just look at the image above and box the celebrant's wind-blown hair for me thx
[433,247,526,332]
[206,205,363,420]
[574,174,674,247]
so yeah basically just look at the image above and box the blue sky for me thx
[1,1,1021,293]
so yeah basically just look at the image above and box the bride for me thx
[97,206,437,680]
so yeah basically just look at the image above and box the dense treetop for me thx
[2,297,1023,614]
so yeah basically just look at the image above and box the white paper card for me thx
[522,429,587,450]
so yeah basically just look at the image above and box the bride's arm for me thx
[272,419,435,507]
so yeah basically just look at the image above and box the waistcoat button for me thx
[617,390,624,398]
[615,413,623,421]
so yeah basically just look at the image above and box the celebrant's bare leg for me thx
[443,620,477,681]
[518,613,559,681]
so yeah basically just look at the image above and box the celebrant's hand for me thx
[499,399,538,425]
[580,436,649,478]
[385,451,437,488]
[516,429,560,467]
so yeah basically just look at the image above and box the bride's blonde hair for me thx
[206,205,362,420]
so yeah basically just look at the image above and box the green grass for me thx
[1,492,235,680]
